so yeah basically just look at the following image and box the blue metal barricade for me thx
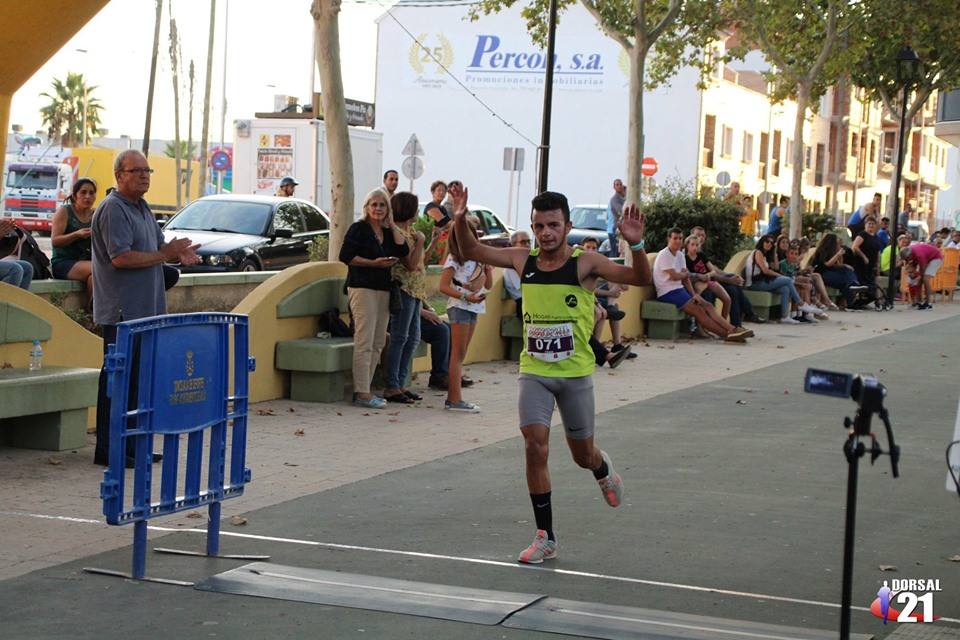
[94,313,256,581]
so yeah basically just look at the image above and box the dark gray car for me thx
[566,204,608,247]
[162,194,329,272]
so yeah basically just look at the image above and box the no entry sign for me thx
[641,157,658,176]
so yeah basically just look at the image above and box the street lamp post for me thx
[883,46,919,313]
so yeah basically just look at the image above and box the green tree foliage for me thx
[39,72,104,147]
[164,140,198,159]
[642,181,745,266]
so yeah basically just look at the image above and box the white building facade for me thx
[375,2,952,228]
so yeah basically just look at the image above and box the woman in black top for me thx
[812,233,863,308]
[339,189,409,409]
[851,215,882,303]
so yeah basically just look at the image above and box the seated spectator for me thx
[503,230,530,319]
[775,235,791,267]
[945,229,960,249]
[790,240,837,311]
[418,300,474,391]
[587,302,633,368]
[581,237,634,359]
[747,235,819,323]
[880,233,911,276]
[685,234,731,322]
[812,233,868,309]
[0,219,34,290]
[690,226,761,325]
[779,243,828,322]
[51,177,96,304]
[654,227,751,342]
[851,215,883,305]
[899,243,943,310]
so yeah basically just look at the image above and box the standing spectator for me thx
[339,189,410,409]
[382,169,399,198]
[0,219,34,290]
[654,228,750,341]
[438,216,491,412]
[848,193,881,236]
[897,203,912,233]
[746,235,816,323]
[812,233,867,309]
[276,176,298,197]
[899,243,943,310]
[418,300,476,391]
[382,192,427,404]
[767,196,788,238]
[91,150,200,467]
[723,181,742,206]
[503,230,530,319]
[851,215,883,303]
[877,217,892,247]
[424,180,451,262]
[51,177,97,302]
[606,178,626,257]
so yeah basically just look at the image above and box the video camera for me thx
[804,369,886,422]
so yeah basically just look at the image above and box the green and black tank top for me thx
[519,247,595,378]
[51,204,92,267]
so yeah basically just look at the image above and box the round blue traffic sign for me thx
[211,150,231,171]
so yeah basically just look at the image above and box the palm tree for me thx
[39,72,104,147]
[164,140,197,159]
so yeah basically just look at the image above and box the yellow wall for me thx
[71,147,201,212]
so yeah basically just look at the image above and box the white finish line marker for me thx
[3,509,958,624]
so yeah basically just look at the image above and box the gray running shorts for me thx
[518,373,595,440]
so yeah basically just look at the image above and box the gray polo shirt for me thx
[91,191,166,325]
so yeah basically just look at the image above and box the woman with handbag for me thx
[51,178,97,302]
[339,189,409,409]
[382,191,432,404]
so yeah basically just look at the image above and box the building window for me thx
[721,125,734,158]
[815,143,825,186]
[805,145,812,169]
[851,133,859,157]
[702,114,716,169]
[882,131,896,164]
[869,139,876,164]
[785,139,793,166]
[742,132,754,164]
[772,130,781,176]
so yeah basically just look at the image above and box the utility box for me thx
[232,117,383,218]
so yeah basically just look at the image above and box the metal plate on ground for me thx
[502,597,874,640]
[194,562,544,626]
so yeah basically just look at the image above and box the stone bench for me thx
[0,301,98,450]
[500,315,523,360]
[640,300,687,340]
[271,276,428,402]
[743,289,784,321]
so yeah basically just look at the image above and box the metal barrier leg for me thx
[133,520,147,579]
[207,501,221,557]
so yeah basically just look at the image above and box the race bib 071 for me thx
[526,323,575,362]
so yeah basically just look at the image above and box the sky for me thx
[10,0,384,143]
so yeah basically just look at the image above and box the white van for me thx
[907,220,929,242]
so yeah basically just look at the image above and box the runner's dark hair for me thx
[531,191,570,222]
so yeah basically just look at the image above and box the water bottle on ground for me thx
[28,340,43,372]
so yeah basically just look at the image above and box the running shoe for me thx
[779,317,800,324]
[799,303,821,314]
[796,314,813,323]
[597,450,624,507]
[518,530,557,564]
[918,302,933,310]
[445,400,480,412]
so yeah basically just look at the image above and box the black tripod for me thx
[839,391,900,640]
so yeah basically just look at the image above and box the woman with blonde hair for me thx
[339,189,410,408]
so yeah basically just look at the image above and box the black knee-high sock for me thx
[529,492,554,541]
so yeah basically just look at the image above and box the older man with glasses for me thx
[91,149,201,468]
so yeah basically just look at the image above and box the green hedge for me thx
[643,192,746,267]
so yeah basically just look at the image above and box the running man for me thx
[448,183,652,563]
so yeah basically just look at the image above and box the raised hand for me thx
[617,204,646,246]
[178,243,202,266]
[447,182,469,218]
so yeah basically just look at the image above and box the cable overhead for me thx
[375,0,539,147]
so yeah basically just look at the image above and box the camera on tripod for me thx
[804,368,886,418]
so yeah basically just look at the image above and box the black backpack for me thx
[12,228,53,280]
[318,307,353,338]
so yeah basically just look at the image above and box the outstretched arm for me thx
[583,204,651,286]
[448,183,527,271]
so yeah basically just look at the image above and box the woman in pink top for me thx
[899,243,942,309]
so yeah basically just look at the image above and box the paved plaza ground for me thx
[1,304,959,638]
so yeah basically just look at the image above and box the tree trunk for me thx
[198,0,217,197]
[789,82,810,239]
[886,95,926,225]
[312,0,354,261]
[625,44,645,209]
[186,61,195,203]
[169,14,182,209]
